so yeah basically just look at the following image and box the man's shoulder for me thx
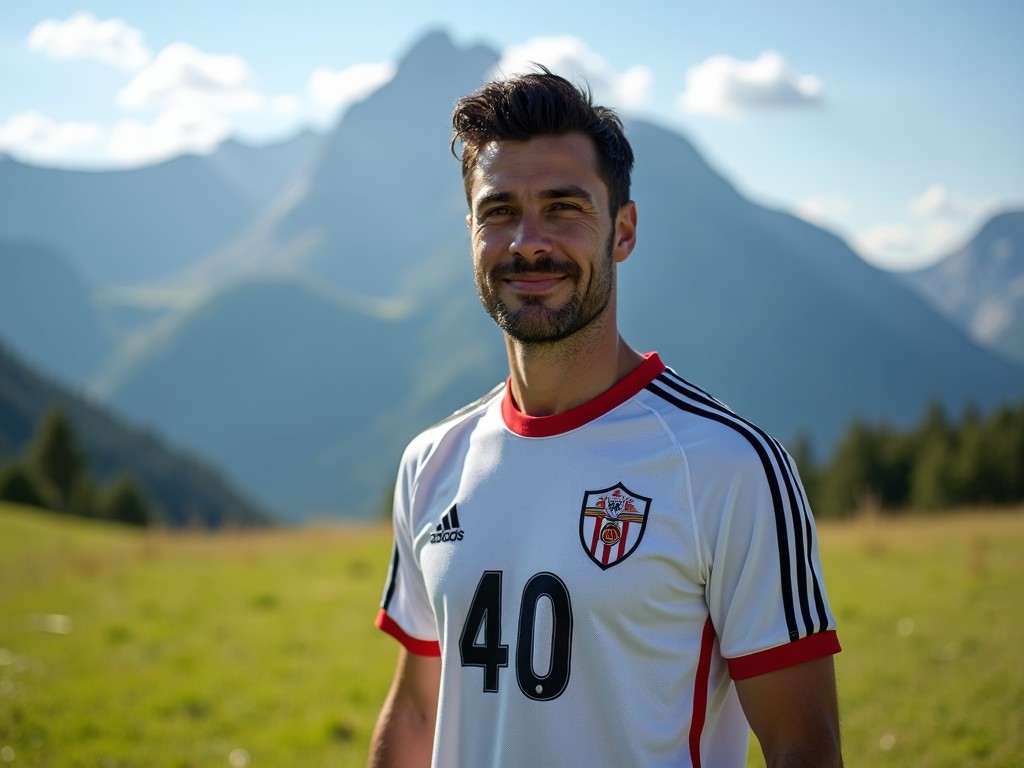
[439,381,507,428]
[402,381,505,459]
[643,362,789,464]
[642,362,737,432]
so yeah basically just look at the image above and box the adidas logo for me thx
[430,505,465,543]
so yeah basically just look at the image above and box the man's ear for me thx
[612,201,638,264]
[466,213,472,231]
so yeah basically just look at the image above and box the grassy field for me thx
[1,502,1022,767]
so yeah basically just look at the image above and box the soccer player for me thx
[368,70,843,768]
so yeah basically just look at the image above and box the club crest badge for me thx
[579,483,651,569]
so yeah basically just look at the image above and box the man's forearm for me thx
[367,698,435,768]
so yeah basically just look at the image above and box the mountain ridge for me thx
[1,29,1020,521]
[900,210,1024,367]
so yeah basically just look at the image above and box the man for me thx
[368,70,843,768]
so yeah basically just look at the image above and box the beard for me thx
[475,232,615,345]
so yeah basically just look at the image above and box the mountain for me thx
[0,29,1020,521]
[0,239,116,383]
[619,123,1024,451]
[0,342,272,528]
[0,130,321,286]
[268,29,497,300]
[96,273,504,518]
[899,211,1024,367]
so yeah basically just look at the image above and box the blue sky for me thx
[2,1,1021,271]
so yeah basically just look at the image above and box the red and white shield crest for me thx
[579,483,651,569]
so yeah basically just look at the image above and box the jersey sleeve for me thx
[699,435,839,679]
[375,444,441,656]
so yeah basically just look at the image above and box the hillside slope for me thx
[0,342,272,528]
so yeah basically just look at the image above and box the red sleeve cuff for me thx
[727,630,841,680]
[375,609,441,657]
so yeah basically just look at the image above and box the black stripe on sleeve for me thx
[381,542,400,610]
[791,452,830,632]
[647,371,829,639]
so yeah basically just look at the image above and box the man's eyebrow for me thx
[474,191,514,212]
[541,185,593,203]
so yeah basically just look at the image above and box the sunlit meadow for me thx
[1,502,1021,767]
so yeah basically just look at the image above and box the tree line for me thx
[795,399,1024,519]
[3,399,1022,527]
[0,407,155,526]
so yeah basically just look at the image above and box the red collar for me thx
[501,352,665,437]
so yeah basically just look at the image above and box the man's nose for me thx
[510,211,552,259]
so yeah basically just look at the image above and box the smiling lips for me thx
[491,255,581,295]
[505,274,568,293]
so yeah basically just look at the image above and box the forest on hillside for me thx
[795,400,1024,518]
[0,342,272,529]
[0,407,271,529]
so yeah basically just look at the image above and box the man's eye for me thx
[484,207,513,218]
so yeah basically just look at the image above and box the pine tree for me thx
[99,475,152,527]
[910,438,957,510]
[818,418,879,518]
[983,403,1024,503]
[0,464,50,508]
[28,408,85,512]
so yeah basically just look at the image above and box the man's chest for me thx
[411,429,708,661]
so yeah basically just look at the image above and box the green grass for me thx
[1,502,1022,767]
[804,509,1024,768]
[0,504,395,767]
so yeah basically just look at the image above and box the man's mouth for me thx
[491,255,581,289]
[504,274,568,293]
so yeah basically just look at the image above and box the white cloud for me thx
[793,195,853,228]
[118,43,262,112]
[19,22,336,167]
[677,51,821,117]
[27,11,150,70]
[789,196,988,272]
[613,65,654,111]
[850,184,1006,269]
[0,111,103,162]
[108,107,230,165]
[268,93,303,117]
[854,223,924,270]
[493,36,652,110]
[308,62,396,111]
[854,218,978,271]
[857,223,916,256]
[908,183,987,219]
[115,43,325,157]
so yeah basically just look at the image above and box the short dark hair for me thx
[451,68,634,215]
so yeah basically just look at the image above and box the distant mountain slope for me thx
[0,342,272,528]
[202,131,323,208]
[0,131,319,285]
[900,211,1024,367]
[0,240,115,384]
[620,122,1024,448]
[99,273,504,520]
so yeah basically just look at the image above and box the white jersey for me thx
[376,352,839,768]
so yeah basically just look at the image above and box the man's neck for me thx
[504,324,643,417]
